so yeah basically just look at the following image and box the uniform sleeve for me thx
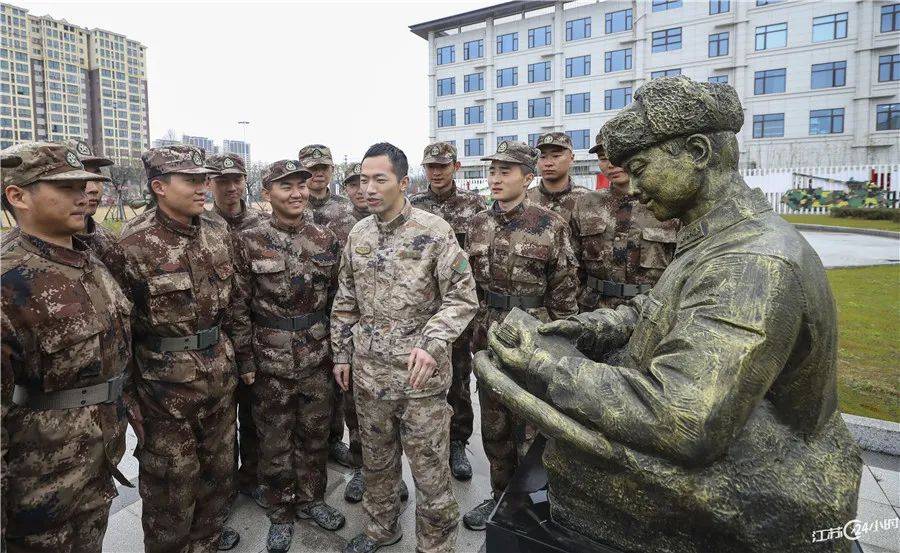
[330,237,360,365]
[546,222,580,320]
[417,228,478,361]
[534,253,803,467]
[230,235,255,375]
[101,244,140,395]
[1,311,19,545]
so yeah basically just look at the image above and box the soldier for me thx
[331,142,477,553]
[526,132,590,223]
[298,143,357,468]
[342,161,370,222]
[462,140,579,531]
[102,145,243,552]
[231,160,346,552]
[570,135,679,311]
[1,142,132,553]
[410,141,485,482]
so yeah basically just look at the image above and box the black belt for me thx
[585,277,652,298]
[253,310,328,331]
[144,325,221,352]
[12,375,126,410]
[484,289,543,310]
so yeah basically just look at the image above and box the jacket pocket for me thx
[510,241,550,285]
[38,320,103,391]
[639,227,677,270]
[146,272,195,325]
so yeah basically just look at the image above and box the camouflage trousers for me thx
[478,385,537,498]
[138,391,236,553]
[447,325,474,444]
[253,359,333,524]
[5,502,110,553]
[236,379,259,492]
[356,385,459,553]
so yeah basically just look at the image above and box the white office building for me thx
[410,0,900,176]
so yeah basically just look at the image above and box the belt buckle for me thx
[290,315,304,332]
[197,326,219,349]
[106,376,124,403]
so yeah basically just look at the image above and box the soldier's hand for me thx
[538,319,585,340]
[407,348,437,390]
[334,363,351,392]
[240,371,255,385]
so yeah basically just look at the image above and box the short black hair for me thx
[362,142,408,180]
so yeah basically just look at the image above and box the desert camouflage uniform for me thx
[331,199,477,552]
[102,146,239,553]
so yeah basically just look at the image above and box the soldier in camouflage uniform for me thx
[332,143,478,553]
[570,135,679,311]
[1,142,132,553]
[299,143,357,468]
[526,132,590,223]
[343,161,370,222]
[462,140,579,531]
[410,141,485,482]
[102,145,244,552]
[231,160,346,552]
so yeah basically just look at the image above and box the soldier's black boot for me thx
[449,440,472,481]
[345,468,365,503]
[297,500,346,531]
[266,522,293,553]
[216,526,241,550]
[329,440,352,468]
[251,485,270,510]
[398,479,409,502]
[463,498,497,531]
[343,525,403,553]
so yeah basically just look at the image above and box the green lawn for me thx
[783,214,900,232]
[828,265,900,422]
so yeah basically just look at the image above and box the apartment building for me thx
[222,139,251,165]
[182,134,218,156]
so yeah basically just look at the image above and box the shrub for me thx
[830,207,900,222]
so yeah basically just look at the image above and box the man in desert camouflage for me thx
[102,144,244,552]
[410,141,485,482]
[1,141,132,553]
[343,161,370,222]
[526,132,590,223]
[462,139,579,531]
[332,142,478,553]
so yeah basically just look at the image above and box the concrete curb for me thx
[842,413,900,456]
[794,223,900,239]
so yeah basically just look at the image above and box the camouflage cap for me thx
[206,153,247,176]
[298,144,334,168]
[61,138,113,169]
[261,159,312,187]
[342,161,362,186]
[142,144,216,180]
[0,148,22,169]
[535,132,573,152]
[422,141,457,165]
[2,141,111,191]
[602,75,744,166]
[481,140,539,171]
[588,131,605,155]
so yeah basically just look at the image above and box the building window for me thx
[605,9,633,33]
[497,135,518,146]
[753,113,784,137]
[708,75,729,84]
[809,108,844,135]
[652,28,682,52]
[755,23,787,50]
[566,55,591,78]
[756,0,784,5]
[882,4,900,32]
[465,105,484,125]
[437,109,455,128]
[529,25,551,48]
[528,97,551,118]
[464,138,484,157]
[653,0,682,12]
[566,129,591,150]
[876,103,900,130]
[651,68,681,79]
[464,72,484,92]
[497,101,518,121]
[527,133,541,147]
[497,67,518,87]
[879,54,900,82]
[709,32,729,57]
[463,39,483,60]
[566,92,590,114]
[604,87,632,110]
[812,13,848,42]
[497,32,518,54]
[437,45,455,65]
[437,77,455,97]
[604,48,632,72]
[566,17,591,41]
[754,68,786,94]
[528,61,551,83]
[811,61,846,89]
[710,0,730,15]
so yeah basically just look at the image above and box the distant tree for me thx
[245,161,267,202]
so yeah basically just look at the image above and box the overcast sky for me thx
[20,0,488,165]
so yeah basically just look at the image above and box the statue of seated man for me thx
[477,75,862,553]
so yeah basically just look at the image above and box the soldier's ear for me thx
[150,177,167,198]
[400,175,410,194]
[453,161,461,171]
[686,134,711,170]
[261,185,271,202]
[4,185,29,214]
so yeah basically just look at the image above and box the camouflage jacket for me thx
[330,200,478,399]
[1,232,132,536]
[213,200,266,233]
[232,215,340,378]
[102,207,238,419]
[352,206,369,222]
[466,198,579,350]
[0,216,117,261]
[409,181,486,247]
[309,190,357,246]
[525,178,590,223]
[570,190,679,310]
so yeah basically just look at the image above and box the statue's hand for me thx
[488,321,550,398]
[538,319,585,340]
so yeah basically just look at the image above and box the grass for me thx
[828,265,900,423]
[782,214,900,232]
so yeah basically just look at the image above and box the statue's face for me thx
[623,143,700,221]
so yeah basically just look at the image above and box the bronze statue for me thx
[475,75,862,553]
